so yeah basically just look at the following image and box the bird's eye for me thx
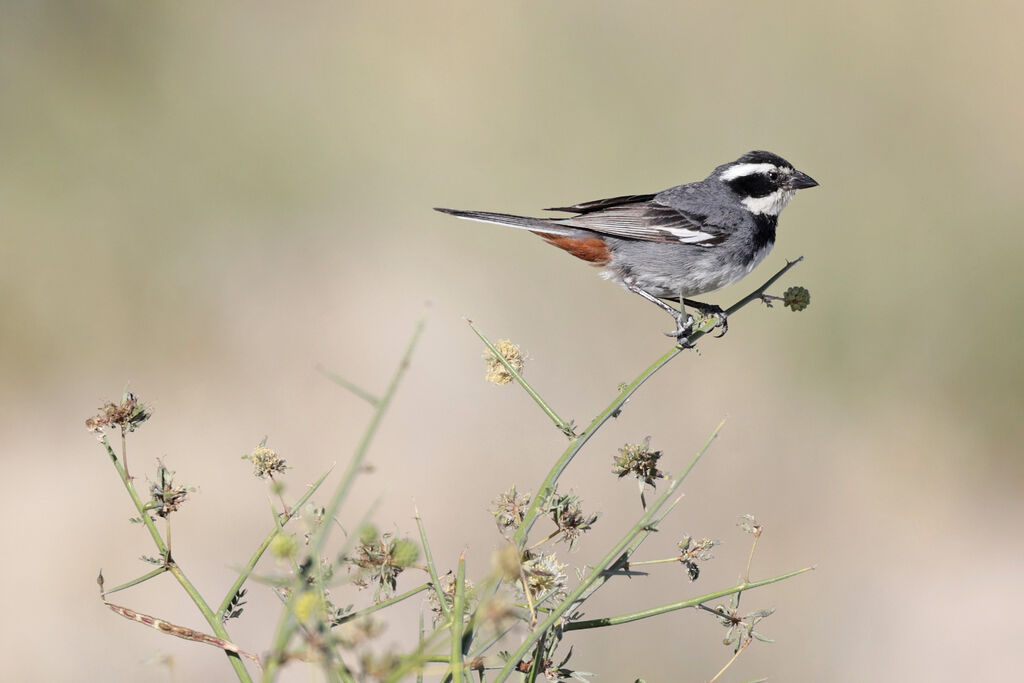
[767,170,780,182]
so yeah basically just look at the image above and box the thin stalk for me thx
[333,582,432,625]
[562,565,814,631]
[101,566,168,595]
[468,320,575,437]
[744,532,762,583]
[416,504,451,621]
[417,611,425,683]
[316,364,381,407]
[449,552,468,683]
[628,557,682,567]
[708,638,752,683]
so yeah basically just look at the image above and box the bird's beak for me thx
[786,170,819,190]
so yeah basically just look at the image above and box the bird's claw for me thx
[710,311,729,338]
[664,313,696,347]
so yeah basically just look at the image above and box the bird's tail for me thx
[433,208,572,236]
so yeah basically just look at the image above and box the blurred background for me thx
[2,1,1022,681]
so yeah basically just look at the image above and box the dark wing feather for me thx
[556,199,725,245]
[546,194,658,214]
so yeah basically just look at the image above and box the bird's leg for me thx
[682,298,728,338]
[624,282,695,345]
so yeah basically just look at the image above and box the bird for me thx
[436,150,817,344]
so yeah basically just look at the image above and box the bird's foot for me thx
[707,307,729,338]
[684,300,728,338]
[664,312,696,347]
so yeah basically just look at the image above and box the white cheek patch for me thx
[719,162,778,181]
[741,189,794,216]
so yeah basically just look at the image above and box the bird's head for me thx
[716,151,818,216]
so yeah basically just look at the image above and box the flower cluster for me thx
[676,535,719,581]
[347,529,420,599]
[492,486,531,530]
[148,460,192,518]
[243,442,288,478]
[483,339,525,385]
[85,392,151,434]
[546,492,598,549]
[612,437,665,488]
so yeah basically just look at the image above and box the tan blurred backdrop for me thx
[2,1,1022,681]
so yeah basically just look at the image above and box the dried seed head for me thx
[243,443,288,479]
[612,436,665,487]
[86,391,152,434]
[492,486,531,530]
[483,339,524,385]
[148,460,192,518]
[521,553,567,599]
[546,492,598,549]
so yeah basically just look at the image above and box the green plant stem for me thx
[628,557,682,567]
[263,319,425,681]
[316,364,381,406]
[101,437,252,682]
[562,565,815,631]
[494,422,724,682]
[448,553,468,683]
[415,505,452,621]
[468,320,575,437]
[511,257,803,548]
[217,467,333,617]
[417,611,425,683]
[101,566,168,595]
[102,437,167,556]
[334,582,432,625]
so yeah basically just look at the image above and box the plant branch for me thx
[562,565,814,631]
[468,319,575,437]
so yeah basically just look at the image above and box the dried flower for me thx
[483,339,524,385]
[86,391,151,434]
[546,492,598,549]
[493,486,531,530]
[709,592,776,652]
[521,553,567,599]
[347,532,420,600]
[738,514,763,537]
[148,460,191,518]
[612,437,665,488]
[243,442,288,479]
[677,535,719,581]
[428,572,476,619]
